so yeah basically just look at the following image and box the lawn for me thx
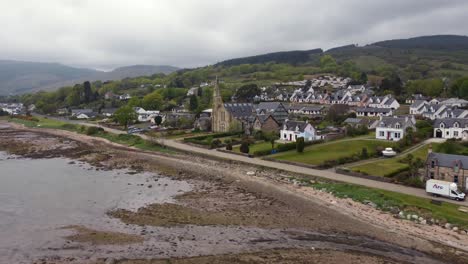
[271,139,396,166]
[350,144,440,177]
[312,181,468,229]
[233,141,275,154]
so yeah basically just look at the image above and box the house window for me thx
[440,123,445,128]
[454,122,459,128]
[431,160,435,168]
[379,131,384,137]
[454,131,459,137]
[446,131,450,136]
[454,175,459,183]
[284,134,287,139]
[395,123,401,129]
[430,172,434,179]
[454,164,459,173]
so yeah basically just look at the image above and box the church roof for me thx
[224,103,255,119]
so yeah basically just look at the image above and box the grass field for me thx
[271,139,396,166]
[233,141,275,154]
[350,144,439,177]
[312,181,468,229]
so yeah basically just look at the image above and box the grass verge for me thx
[311,181,468,229]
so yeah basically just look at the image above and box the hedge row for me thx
[252,139,324,157]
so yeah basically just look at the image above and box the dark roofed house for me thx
[280,120,317,142]
[253,114,280,133]
[355,107,392,117]
[255,102,288,123]
[425,151,468,191]
[71,109,93,117]
[375,115,416,141]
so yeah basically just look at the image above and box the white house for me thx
[355,107,393,117]
[376,116,416,141]
[367,95,400,110]
[134,107,160,122]
[409,100,428,115]
[76,112,98,119]
[433,118,468,140]
[280,120,317,142]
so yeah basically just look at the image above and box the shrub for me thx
[296,137,305,153]
[210,139,222,149]
[226,143,233,151]
[61,123,78,130]
[361,147,368,158]
[240,141,250,154]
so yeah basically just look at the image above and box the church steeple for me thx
[213,75,221,98]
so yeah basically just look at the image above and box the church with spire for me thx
[211,77,255,133]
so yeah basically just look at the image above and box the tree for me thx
[235,84,260,102]
[361,147,368,159]
[127,97,142,108]
[114,106,137,129]
[240,141,250,154]
[320,55,337,73]
[154,115,163,126]
[360,72,368,84]
[142,91,163,110]
[189,95,198,111]
[296,137,305,153]
[83,81,92,103]
[264,132,279,150]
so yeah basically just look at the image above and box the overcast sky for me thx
[1,0,467,70]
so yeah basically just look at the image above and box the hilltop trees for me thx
[234,84,260,102]
[320,55,337,73]
[142,91,163,110]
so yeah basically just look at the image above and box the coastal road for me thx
[26,115,468,206]
[75,122,468,206]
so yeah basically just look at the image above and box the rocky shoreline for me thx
[1,122,467,264]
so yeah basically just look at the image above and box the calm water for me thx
[0,152,447,264]
[0,151,191,263]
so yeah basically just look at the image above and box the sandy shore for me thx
[1,121,467,264]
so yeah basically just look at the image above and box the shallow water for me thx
[0,151,191,263]
[0,151,448,264]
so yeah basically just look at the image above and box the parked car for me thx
[128,128,144,134]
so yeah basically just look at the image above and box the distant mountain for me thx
[216,49,323,66]
[371,35,468,50]
[0,61,179,95]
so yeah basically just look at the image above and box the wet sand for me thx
[0,122,467,264]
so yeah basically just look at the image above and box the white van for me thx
[426,180,465,201]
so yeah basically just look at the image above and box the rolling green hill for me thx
[0,61,179,95]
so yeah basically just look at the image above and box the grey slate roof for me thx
[71,109,93,114]
[344,118,367,125]
[427,152,468,170]
[377,116,415,129]
[433,118,468,128]
[224,103,254,119]
[355,107,392,113]
[283,120,310,132]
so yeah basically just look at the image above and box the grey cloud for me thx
[0,0,467,69]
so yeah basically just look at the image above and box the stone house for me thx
[253,115,280,133]
[425,151,468,192]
